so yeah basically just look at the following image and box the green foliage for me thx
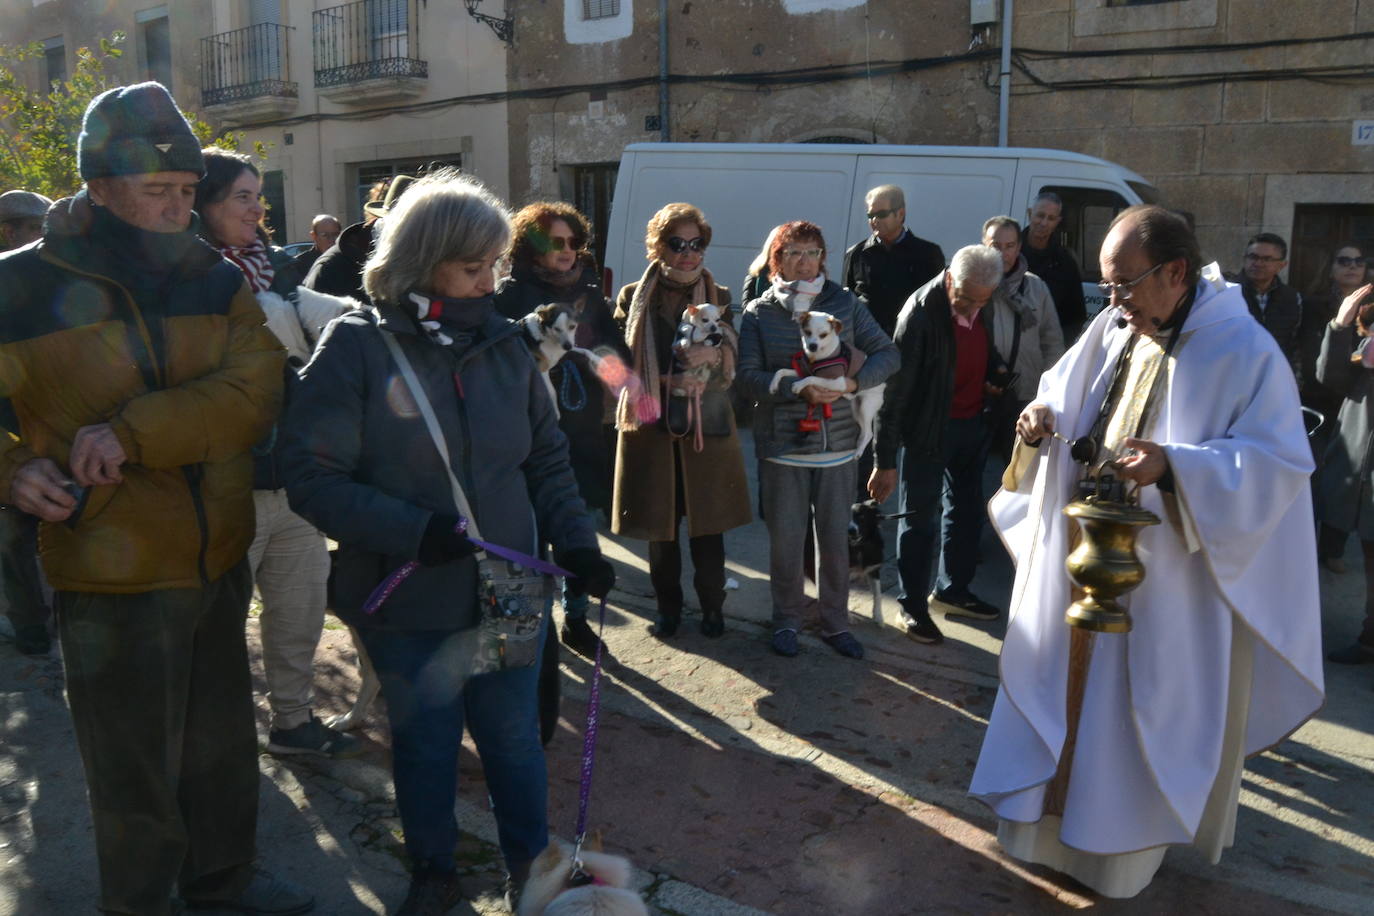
[0,31,261,200]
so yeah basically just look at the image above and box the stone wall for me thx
[1007,0,1374,280]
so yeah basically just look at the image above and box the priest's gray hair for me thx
[364,168,511,304]
[949,244,1004,289]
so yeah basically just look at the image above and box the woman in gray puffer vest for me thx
[736,221,899,660]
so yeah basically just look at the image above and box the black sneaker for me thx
[930,590,1000,621]
[186,866,313,914]
[397,870,463,916]
[901,611,945,645]
[560,617,603,657]
[824,631,865,659]
[1327,643,1374,665]
[14,622,51,656]
[267,715,363,758]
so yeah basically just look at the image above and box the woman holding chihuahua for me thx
[1315,279,1374,667]
[736,221,900,659]
[282,170,614,914]
[496,201,630,657]
[612,203,751,638]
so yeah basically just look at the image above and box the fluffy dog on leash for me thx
[849,499,886,625]
[518,840,648,916]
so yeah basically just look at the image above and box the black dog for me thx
[849,499,885,623]
[800,499,887,624]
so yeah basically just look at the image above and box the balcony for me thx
[313,0,427,104]
[200,23,298,123]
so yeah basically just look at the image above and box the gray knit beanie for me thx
[77,82,205,180]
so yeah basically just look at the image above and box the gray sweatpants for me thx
[759,460,856,636]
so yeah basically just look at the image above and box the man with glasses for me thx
[971,205,1321,898]
[842,184,945,337]
[1235,232,1302,384]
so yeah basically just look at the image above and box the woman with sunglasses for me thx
[1306,243,1370,572]
[496,202,630,656]
[612,203,751,638]
[1314,277,1374,667]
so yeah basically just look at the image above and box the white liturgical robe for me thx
[969,264,1325,893]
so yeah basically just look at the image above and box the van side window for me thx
[1039,186,1131,283]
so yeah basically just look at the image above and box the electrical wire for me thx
[217,31,1374,134]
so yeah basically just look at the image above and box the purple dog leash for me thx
[361,518,572,614]
[571,593,609,877]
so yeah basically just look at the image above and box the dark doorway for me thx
[261,170,287,243]
[1291,204,1374,297]
[574,162,618,275]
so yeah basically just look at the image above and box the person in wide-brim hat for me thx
[303,173,418,302]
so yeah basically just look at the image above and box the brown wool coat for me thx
[611,276,753,542]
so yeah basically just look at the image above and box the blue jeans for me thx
[896,416,990,615]
[358,614,549,875]
[562,579,589,621]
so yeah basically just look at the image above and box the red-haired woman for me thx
[736,221,899,659]
[496,201,629,655]
[612,203,751,638]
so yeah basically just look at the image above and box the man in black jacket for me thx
[301,176,414,302]
[1235,232,1303,386]
[1022,191,1087,341]
[869,246,1008,645]
[842,184,945,337]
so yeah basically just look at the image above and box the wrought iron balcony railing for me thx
[201,22,297,107]
[313,0,428,89]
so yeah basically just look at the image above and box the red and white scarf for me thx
[220,238,276,294]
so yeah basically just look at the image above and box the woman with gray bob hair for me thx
[949,243,1005,290]
[282,168,615,912]
[363,168,511,306]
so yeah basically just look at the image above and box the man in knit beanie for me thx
[0,82,310,915]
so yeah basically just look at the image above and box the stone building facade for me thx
[2,0,512,244]
[510,0,1372,293]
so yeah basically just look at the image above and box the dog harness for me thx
[791,343,851,431]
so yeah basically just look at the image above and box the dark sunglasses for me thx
[866,208,897,220]
[1336,255,1367,267]
[544,235,585,252]
[666,235,707,254]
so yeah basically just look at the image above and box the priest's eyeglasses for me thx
[1097,262,1163,301]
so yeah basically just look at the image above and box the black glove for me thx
[417,514,478,567]
[558,547,615,599]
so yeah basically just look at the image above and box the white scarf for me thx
[772,274,825,314]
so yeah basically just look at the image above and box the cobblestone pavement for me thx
[2,449,1372,913]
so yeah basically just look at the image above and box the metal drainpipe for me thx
[659,0,670,141]
[998,0,1013,147]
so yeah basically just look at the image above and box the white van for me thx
[600,143,1161,318]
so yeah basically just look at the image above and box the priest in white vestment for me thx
[969,205,1324,897]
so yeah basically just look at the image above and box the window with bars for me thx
[42,36,65,88]
[353,157,462,221]
[583,0,620,20]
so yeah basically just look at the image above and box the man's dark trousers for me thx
[56,560,258,916]
[895,415,990,616]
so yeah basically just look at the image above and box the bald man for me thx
[970,205,1322,897]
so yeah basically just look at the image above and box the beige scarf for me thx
[616,261,727,431]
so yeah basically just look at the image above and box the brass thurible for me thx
[1062,464,1161,633]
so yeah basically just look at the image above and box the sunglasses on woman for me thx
[1336,255,1367,267]
[543,235,585,252]
[666,236,707,254]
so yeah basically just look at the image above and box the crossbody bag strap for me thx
[377,327,484,541]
